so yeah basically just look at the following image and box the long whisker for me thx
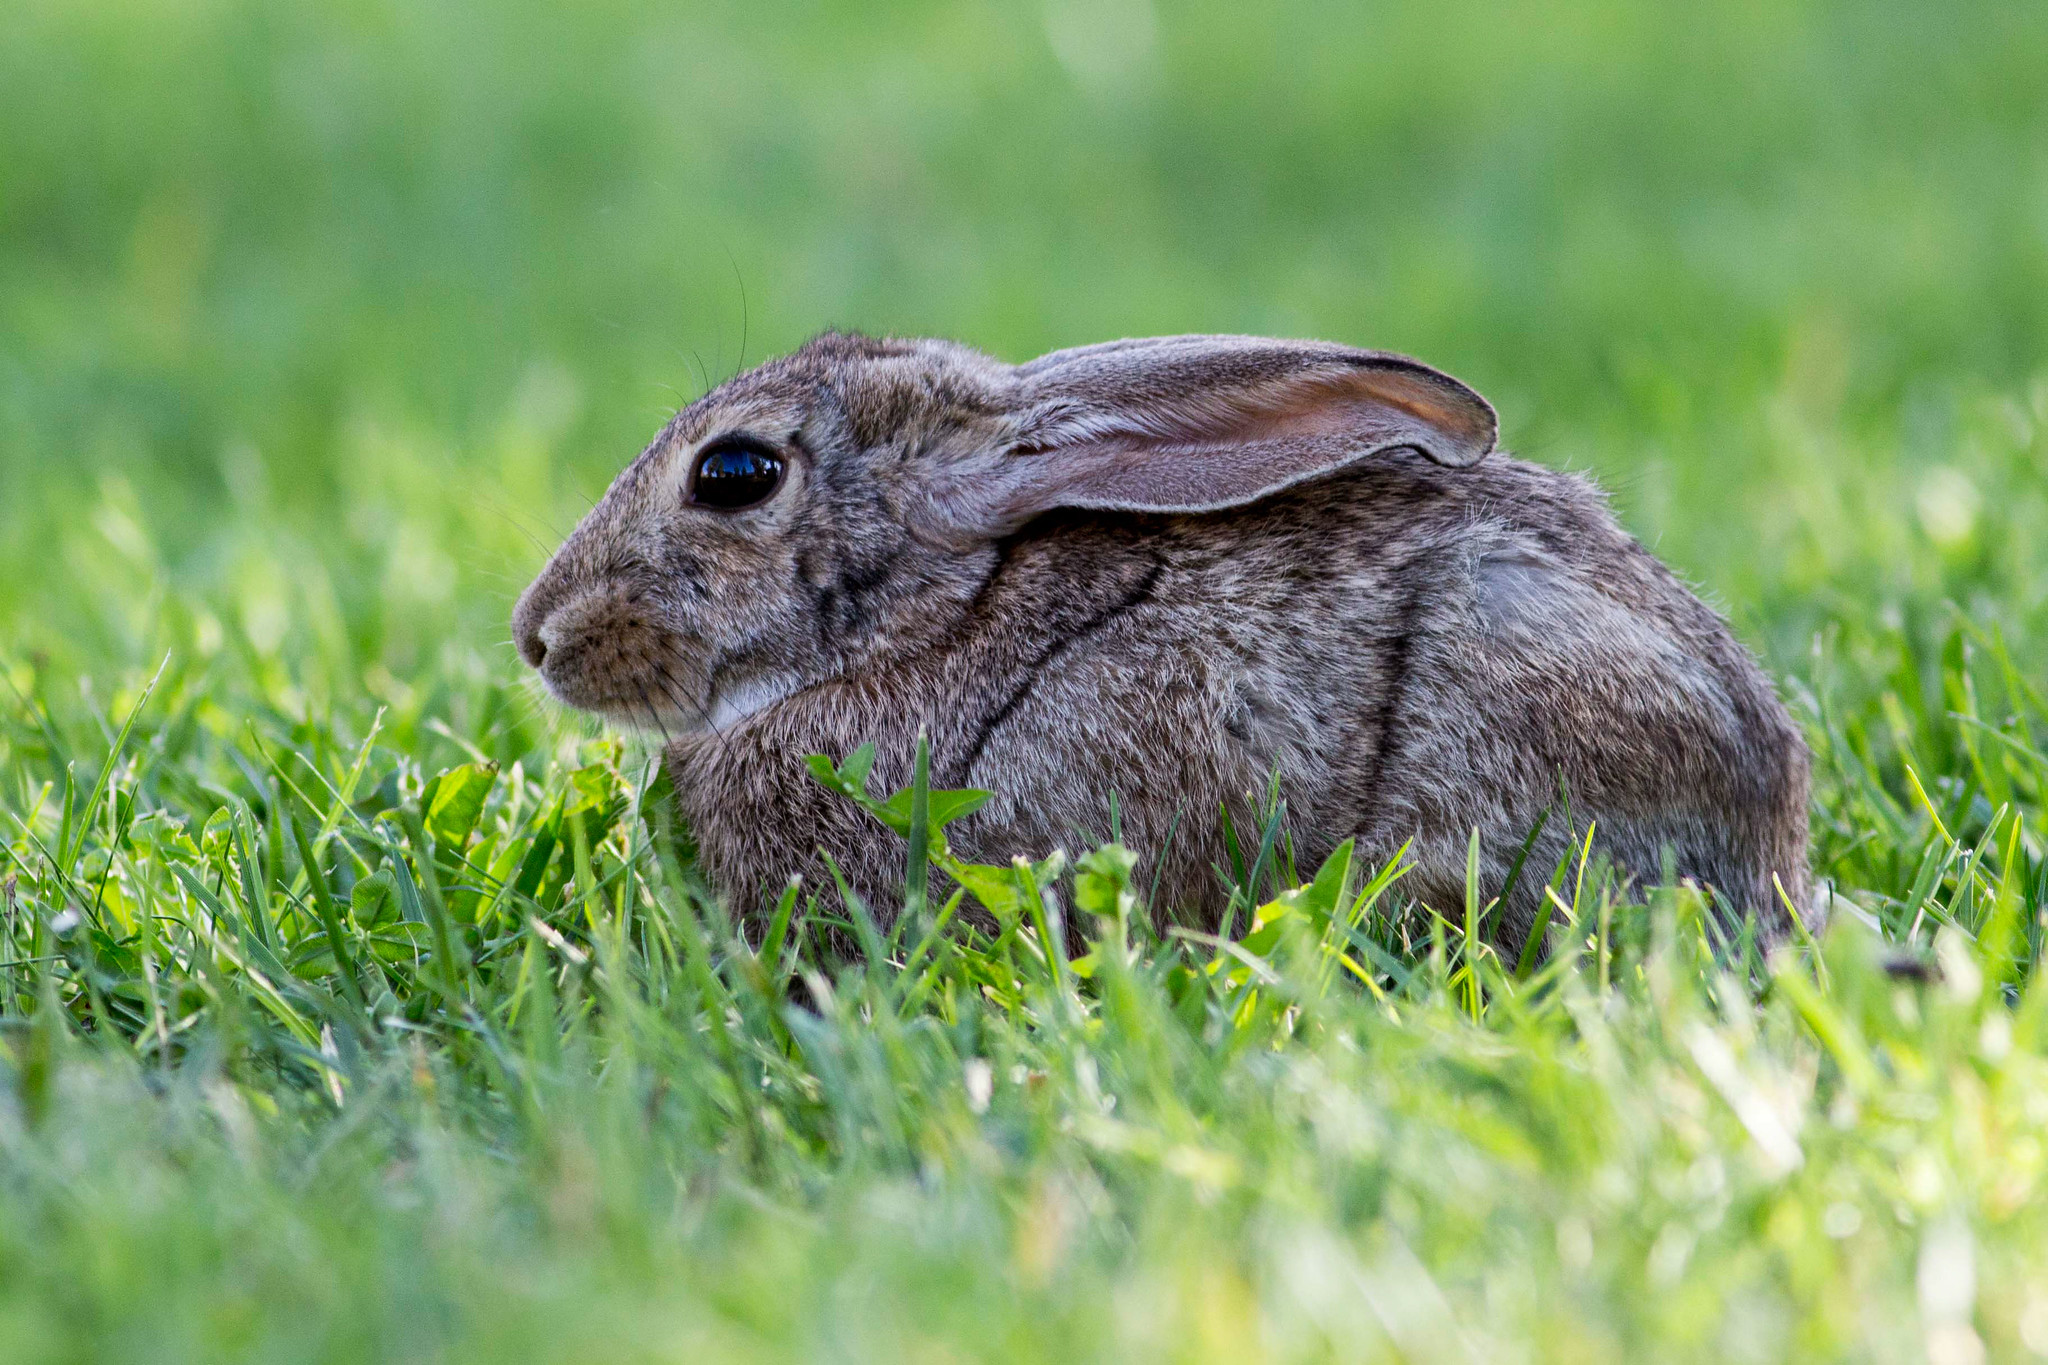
[648,652,733,766]
[633,677,674,748]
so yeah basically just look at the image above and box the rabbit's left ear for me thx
[913,335,1497,542]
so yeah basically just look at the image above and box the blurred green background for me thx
[3,0,2045,751]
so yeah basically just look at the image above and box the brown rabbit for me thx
[513,333,1811,952]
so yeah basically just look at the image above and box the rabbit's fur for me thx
[515,332,1811,950]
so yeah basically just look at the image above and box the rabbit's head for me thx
[512,333,1496,733]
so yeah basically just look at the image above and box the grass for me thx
[4,0,2048,1359]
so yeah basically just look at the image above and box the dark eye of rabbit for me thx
[688,438,785,511]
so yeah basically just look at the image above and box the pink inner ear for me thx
[1186,367,1496,462]
[1013,430,1404,516]
[908,350,1497,545]
[997,367,1495,519]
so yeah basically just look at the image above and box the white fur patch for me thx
[707,674,803,730]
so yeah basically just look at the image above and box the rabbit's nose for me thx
[512,586,552,669]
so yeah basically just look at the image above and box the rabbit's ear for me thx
[916,336,1497,541]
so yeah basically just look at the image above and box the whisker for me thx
[648,652,733,766]
[633,679,675,752]
[478,501,559,558]
[726,247,749,376]
[625,649,672,747]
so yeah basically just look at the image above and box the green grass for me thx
[4,0,2048,1359]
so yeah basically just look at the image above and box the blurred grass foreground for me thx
[4,1,2048,1361]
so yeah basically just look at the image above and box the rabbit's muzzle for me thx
[514,576,710,734]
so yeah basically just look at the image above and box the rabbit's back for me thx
[964,447,1807,938]
[1238,451,1810,939]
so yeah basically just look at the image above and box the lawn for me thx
[3,1,2048,1360]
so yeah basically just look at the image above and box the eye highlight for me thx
[687,437,785,511]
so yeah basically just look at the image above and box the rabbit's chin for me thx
[530,664,713,737]
[571,695,709,738]
[567,675,799,739]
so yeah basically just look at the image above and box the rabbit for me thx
[512,332,1812,954]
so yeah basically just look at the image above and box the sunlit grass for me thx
[3,614,2046,1360]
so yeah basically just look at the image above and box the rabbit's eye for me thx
[688,438,785,511]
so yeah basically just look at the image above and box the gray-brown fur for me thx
[513,332,1811,953]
